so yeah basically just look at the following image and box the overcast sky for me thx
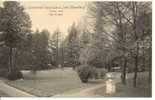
[19,1,87,37]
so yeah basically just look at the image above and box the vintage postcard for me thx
[0,0,152,97]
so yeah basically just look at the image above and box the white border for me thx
[0,0,153,100]
[1,0,153,2]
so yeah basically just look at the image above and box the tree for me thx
[124,2,151,87]
[87,2,151,86]
[78,30,91,65]
[0,1,31,78]
[65,23,80,69]
[50,29,61,67]
[88,2,129,76]
[79,30,91,49]
[30,29,51,71]
[136,5,152,83]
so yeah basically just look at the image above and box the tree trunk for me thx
[108,63,111,72]
[148,46,152,83]
[61,46,64,70]
[132,2,139,88]
[56,32,59,68]
[9,47,13,73]
[142,47,145,71]
[13,48,17,71]
[133,42,139,87]
[122,57,127,85]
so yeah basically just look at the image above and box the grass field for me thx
[0,90,8,97]
[5,68,104,97]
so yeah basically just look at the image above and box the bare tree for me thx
[87,2,151,87]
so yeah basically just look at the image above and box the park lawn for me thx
[0,90,9,97]
[5,68,104,97]
[94,72,152,97]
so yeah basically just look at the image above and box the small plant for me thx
[6,71,23,80]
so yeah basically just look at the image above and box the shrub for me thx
[77,65,92,83]
[77,65,107,83]
[6,71,23,80]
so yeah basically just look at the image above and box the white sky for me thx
[20,1,87,37]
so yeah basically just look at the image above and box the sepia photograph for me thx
[0,0,152,97]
